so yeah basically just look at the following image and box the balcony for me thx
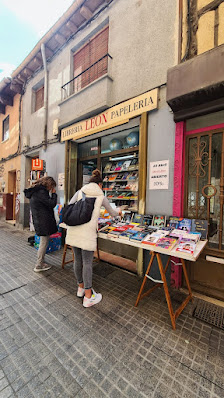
[59,54,113,127]
[167,44,224,122]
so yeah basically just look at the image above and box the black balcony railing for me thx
[61,53,112,100]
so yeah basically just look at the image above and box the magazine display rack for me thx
[102,153,139,212]
[98,231,207,329]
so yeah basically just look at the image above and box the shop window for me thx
[34,86,44,112]
[2,116,9,141]
[101,128,139,154]
[78,139,98,158]
[73,26,109,93]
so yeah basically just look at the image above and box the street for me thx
[0,222,224,398]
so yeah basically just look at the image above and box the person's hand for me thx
[118,208,122,217]
[51,188,56,193]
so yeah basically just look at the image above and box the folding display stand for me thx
[134,251,193,329]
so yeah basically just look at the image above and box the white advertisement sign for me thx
[149,160,169,190]
[58,173,65,191]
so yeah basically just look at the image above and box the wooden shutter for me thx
[73,26,109,92]
[3,116,9,141]
[35,86,44,111]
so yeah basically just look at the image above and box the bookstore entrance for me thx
[76,125,141,269]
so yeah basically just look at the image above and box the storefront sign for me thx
[149,160,169,190]
[32,159,44,171]
[61,88,158,142]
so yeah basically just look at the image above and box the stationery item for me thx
[191,219,208,240]
[153,215,166,227]
[155,236,179,250]
[177,218,192,232]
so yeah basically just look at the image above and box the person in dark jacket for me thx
[24,176,57,272]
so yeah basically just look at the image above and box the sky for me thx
[0,0,74,81]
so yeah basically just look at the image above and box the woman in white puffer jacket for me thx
[66,169,121,308]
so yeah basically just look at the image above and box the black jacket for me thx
[24,185,58,236]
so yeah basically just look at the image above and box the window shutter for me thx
[35,86,44,111]
[73,26,109,92]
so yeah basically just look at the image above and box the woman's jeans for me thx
[72,247,94,289]
[36,236,49,267]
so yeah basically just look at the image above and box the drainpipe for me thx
[41,43,48,150]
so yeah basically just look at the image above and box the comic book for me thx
[155,236,179,250]
[153,215,166,228]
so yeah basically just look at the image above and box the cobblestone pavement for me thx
[0,222,224,398]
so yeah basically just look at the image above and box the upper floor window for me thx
[2,116,9,141]
[35,86,44,112]
[73,26,109,93]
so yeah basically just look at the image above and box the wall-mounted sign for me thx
[61,88,158,142]
[149,160,169,190]
[58,173,65,191]
[32,159,44,171]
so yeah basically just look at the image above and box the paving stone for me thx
[1,222,224,398]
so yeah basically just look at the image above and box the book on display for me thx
[155,236,179,250]
[175,239,196,255]
[191,219,208,239]
[177,218,192,232]
[104,162,112,172]
[142,232,163,246]
[130,232,148,242]
[153,215,166,227]
[166,216,180,229]
[122,160,132,170]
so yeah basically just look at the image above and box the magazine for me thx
[175,239,196,255]
[122,160,132,171]
[104,162,112,172]
[155,236,179,250]
[177,218,192,232]
[153,215,166,227]
[129,158,139,170]
[115,161,124,171]
[192,219,208,240]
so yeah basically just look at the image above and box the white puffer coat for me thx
[65,182,104,251]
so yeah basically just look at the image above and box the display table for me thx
[98,232,207,329]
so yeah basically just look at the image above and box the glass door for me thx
[185,130,224,253]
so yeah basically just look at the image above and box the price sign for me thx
[149,160,169,190]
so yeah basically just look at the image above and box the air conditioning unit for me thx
[23,135,30,148]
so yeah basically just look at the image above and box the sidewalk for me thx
[0,222,224,398]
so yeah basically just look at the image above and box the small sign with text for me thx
[149,160,169,190]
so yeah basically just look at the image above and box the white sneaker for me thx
[77,287,85,297]
[83,290,102,308]
[34,263,52,272]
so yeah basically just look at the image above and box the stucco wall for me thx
[22,0,178,144]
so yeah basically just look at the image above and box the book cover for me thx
[155,236,179,250]
[110,163,117,172]
[104,162,112,172]
[107,231,122,238]
[191,219,208,240]
[122,172,129,180]
[115,161,124,171]
[130,232,148,242]
[166,216,180,229]
[153,215,166,227]
[129,158,139,169]
[108,173,118,181]
[122,212,132,223]
[122,160,132,170]
[131,213,143,225]
[181,232,201,242]
[141,215,153,227]
[142,233,162,245]
[119,229,137,240]
[175,239,196,255]
[128,171,138,180]
[177,218,192,232]
[99,226,116,234]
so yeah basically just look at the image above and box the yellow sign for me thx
[61,88,158,142]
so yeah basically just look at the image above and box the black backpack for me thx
[62,191,96,226]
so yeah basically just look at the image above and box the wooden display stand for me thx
[134,252,193,329]
[99,232,207,329]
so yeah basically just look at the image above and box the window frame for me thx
[2,116,9,142]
